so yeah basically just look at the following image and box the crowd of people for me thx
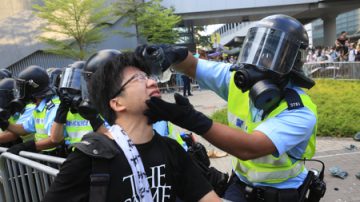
[306,31,360,62]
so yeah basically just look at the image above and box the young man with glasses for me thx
[43,50,220,202]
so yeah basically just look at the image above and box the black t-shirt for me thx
[42,133,213,202]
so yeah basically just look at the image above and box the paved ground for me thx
[162,90,360,202]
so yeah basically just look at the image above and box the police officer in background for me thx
[1,65,61,155]
[138,15,322,202]
[0,78,34,146]
[50,61,108,154]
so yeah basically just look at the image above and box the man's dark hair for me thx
[89,52,148,125]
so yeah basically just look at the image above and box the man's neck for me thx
[114,114,154,144]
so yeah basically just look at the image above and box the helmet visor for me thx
[238,27,300,75]
[59,68,82,94]
[14,79,27,99]
[80,70,93,101]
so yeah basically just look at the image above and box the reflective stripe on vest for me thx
[228,72,317,183]
[168,123,187,149]
[65,112,93,144]
[34,97,60,151]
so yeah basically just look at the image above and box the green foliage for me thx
[115,0,181,44]
[33,0,114,59]
[210,79,360,137]
[211,108,228,125]
[194,26,211,48]
[306,79,360,137]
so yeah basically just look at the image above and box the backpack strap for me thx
[89,158,111,202]
[73,132,119,202]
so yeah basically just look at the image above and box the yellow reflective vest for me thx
[168,122,188,150]
[34,97,60,151]
[228,72,317,184]
[65,112,93,144]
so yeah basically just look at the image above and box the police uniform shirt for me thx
[16,104,36,124]
[195,59,316,189]
[153,120,169,136]
[21,97,59,135]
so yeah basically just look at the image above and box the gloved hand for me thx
[54,92,71,124]
[7,140,36,155]
[0,117,9,131]
[144,93,213,135]
[78,110,104,132]
[135,44,188,73]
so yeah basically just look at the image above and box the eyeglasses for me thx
[111,73,158,99]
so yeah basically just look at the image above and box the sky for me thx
[200,24,224,36]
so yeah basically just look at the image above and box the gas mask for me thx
[233,23,306,112]
[0,91,13,120]
[58,67,83,113]
[9,79,35,113]
[232,64,289,112]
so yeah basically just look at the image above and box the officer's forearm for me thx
[50,122,65,144]
[173,52,198,79]
[203,122,277,160]
[0,131,20,143]
[6,124,28,136]
[36,138,59,151]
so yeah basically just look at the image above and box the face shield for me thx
[77,70,97,115]
[238,27,301,75]
[13,79,30,100]
[59,67,82,95]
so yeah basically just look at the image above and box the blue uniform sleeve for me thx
[21,115,36,134]
[255,106,316,158]
[195,59,232,100]
[152,121,169,136]
[16,104,36,124]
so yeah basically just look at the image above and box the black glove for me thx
[135,44,188,73]
[7,140,36,155]
[78,110,104,132]
[54,93,71,124]
[0,117,9,131]
[144,93,213,135]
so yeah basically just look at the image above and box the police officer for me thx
[50,61,107,154]
[138,15,319,202]
[0,78,35,146]
[2,65,61,155]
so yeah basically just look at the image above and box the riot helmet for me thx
[79,49,122,115]
[10,65,53,113]
[233,14,310,113]
[0,69,12,80]
[47,67,63,91]
[0,78,16,119]
[59,61,85,113]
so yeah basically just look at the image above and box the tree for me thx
[33,0,114,60]
[193,26,212,49]
[115,0,181,44]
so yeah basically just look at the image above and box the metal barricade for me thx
[0,147,66,202]
[304,62,360,80]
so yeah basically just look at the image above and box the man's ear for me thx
[109,98,126,112]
